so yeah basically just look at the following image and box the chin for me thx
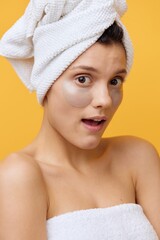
[76,137,102,150]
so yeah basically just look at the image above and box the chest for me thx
[41,164,136,219]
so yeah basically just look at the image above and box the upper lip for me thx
[83,116,107,121]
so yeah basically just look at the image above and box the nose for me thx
[91,84,112,109]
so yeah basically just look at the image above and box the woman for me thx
[0,0,160,239]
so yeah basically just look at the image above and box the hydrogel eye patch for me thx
[62,80,92,108]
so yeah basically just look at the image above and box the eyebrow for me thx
[69,65,127,75]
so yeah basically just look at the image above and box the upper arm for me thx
[0,153,48,240]
[132,139,160,238]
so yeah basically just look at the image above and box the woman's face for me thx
[44,42,127,149]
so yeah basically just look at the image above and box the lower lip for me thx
[81,120,106,133]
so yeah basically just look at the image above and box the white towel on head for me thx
[0,0,133,105]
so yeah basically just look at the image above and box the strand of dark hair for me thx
[97,21,124,45]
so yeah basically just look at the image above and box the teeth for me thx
[93,119,102,122]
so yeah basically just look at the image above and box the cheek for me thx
[111,89,123,110]
[62,80,92,108]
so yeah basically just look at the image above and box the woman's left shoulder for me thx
[104,136,160,189]
[105,135,159,161]
[104,135,160,237]
[115,135,160,177]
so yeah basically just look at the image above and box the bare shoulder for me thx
[105,136,160,237]
[0,151,49,210]
[0,152,48,193]
[0,152,39,174]
[106,135,160,181]
[107,135,159,153]
[106,135,159,165]
[0,152,48,239]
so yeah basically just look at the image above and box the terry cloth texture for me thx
[0,0,133,105]
[46,204,159,240]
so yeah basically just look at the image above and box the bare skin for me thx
[0,43,160,239]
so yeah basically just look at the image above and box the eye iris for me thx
[111,79,118,85]
[78,77,86,83]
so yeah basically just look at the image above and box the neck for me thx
[26,111,105,172]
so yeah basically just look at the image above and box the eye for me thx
[110,77,124,87]
[75,76,92,86]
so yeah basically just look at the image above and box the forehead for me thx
[68,42,127,72]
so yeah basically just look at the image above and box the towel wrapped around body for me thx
[46,204,159,240]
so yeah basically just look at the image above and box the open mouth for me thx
[82,119,106,126]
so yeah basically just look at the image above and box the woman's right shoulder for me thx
[0,152,49,201]
[0,152,46,184]
[0,152,49,239]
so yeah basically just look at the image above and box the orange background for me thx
[0,0,160,160]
